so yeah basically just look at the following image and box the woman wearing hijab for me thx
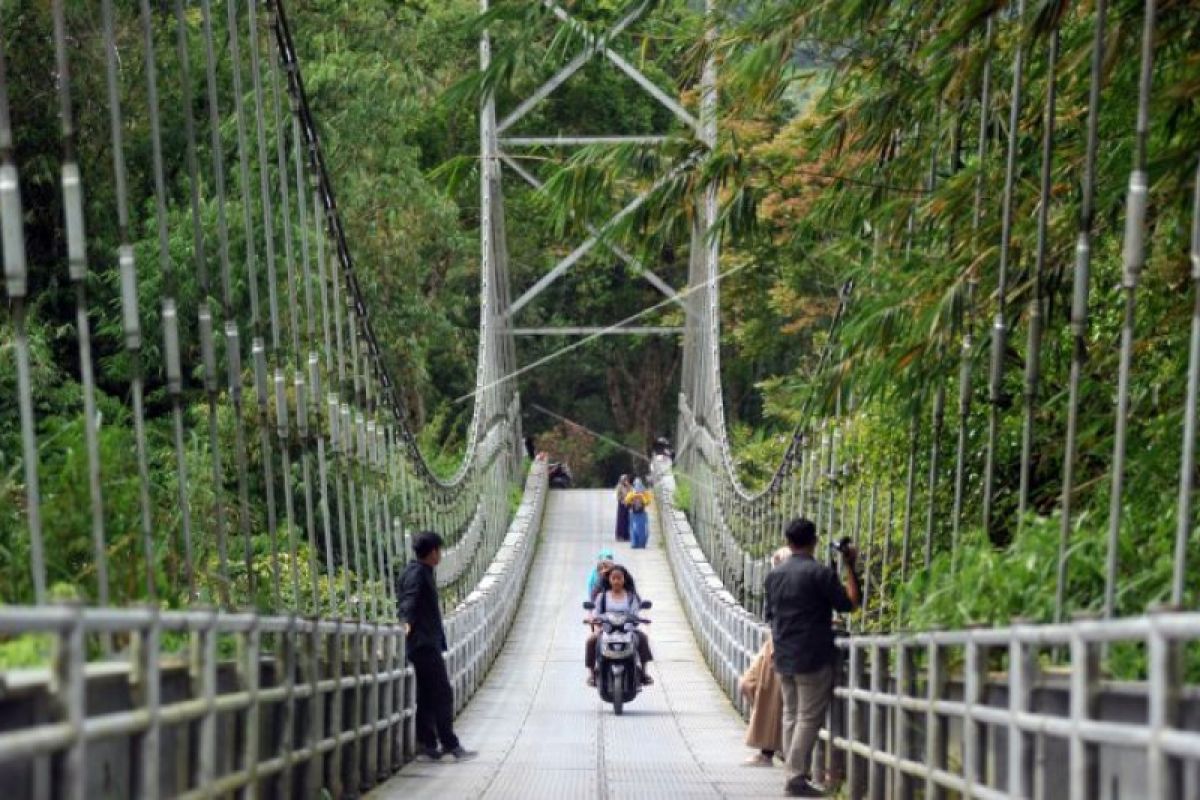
[624,478,652,549]
[738,548,792,766]
[614,475,632,542]
[586,549,615,600]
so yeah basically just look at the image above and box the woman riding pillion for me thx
[584,565,654,686]
[586,549,615,600]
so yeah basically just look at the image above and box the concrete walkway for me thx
[368,489,786,800]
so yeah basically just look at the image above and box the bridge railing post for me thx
[303,618,325,796]
[925,636,948,800]
[845,640,865,798]
[1007,619,1035,798]
[867,640,886,800]
[1067,615,1100,800]
[329,619,345,799]
[893,640,915,800]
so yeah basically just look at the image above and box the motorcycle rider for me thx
[584,565,654,687]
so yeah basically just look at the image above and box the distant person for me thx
[396,531,478,763]
[739,547,792,767]
[651,435,674,460]
[624,478,652,549]
[615,474,633,542]
[766,518,860,797]
[524,434,535,460]
[549,460,572,489]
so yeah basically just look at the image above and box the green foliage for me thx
[673,472,692,514]
[416,404,470,481]
[512,0,1200,645]
[0,0,489,619]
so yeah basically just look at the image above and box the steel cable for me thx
[981,0,1027,536]
[140,0,195,606]
[1104,0,1157,621]
[1056,0,1108,625]
[102,0,157,600]
[0,26,45,604]
[1017,28,1060,524]
[53,0,110,616]
[952,16,995,550]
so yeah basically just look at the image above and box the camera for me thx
[831,536,853,554]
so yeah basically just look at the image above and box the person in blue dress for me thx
[624,479,652,549]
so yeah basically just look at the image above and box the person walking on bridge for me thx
[766,518,860,797]
[615,474,633,542]
[624,478,653,549]
[397,531,478,763]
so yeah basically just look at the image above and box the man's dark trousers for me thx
[409,645,460,752]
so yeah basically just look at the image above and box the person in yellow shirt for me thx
[624,478,652,549]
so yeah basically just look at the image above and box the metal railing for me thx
[443,461,548,716]
[654,458,1200,799]
[836,616,1200,800]
[652,460,768,719]
[0,607,411,799]
[0,462,545,799]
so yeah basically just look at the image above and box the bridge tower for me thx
[477,0,711,364]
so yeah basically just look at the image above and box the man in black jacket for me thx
[396,531,477,762]
[765,518,860,797]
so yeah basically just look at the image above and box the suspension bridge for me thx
[1,0,1198,798]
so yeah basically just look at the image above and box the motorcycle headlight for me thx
[602,623,613,633]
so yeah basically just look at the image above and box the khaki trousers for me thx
[777,664,834,777]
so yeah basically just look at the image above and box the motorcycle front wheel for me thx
[611,666,624,715]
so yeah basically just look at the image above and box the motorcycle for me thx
[582,599,652,715]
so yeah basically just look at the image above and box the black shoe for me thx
[785,775,827,797]
[415,747,442,762]
[446,746,478,762]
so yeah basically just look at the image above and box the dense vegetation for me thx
[696,0,1200,630]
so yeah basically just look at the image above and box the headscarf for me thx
[587,548,615,599]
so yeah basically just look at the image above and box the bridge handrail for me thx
[654,458,1200,798]
[0,460,548,798]
[651,458,768,719]
[442,459,549,715]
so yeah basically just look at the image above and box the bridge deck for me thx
[369,489,784,799]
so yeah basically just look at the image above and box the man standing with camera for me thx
[765,517,861,797]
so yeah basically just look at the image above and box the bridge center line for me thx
[471,504,580,798]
